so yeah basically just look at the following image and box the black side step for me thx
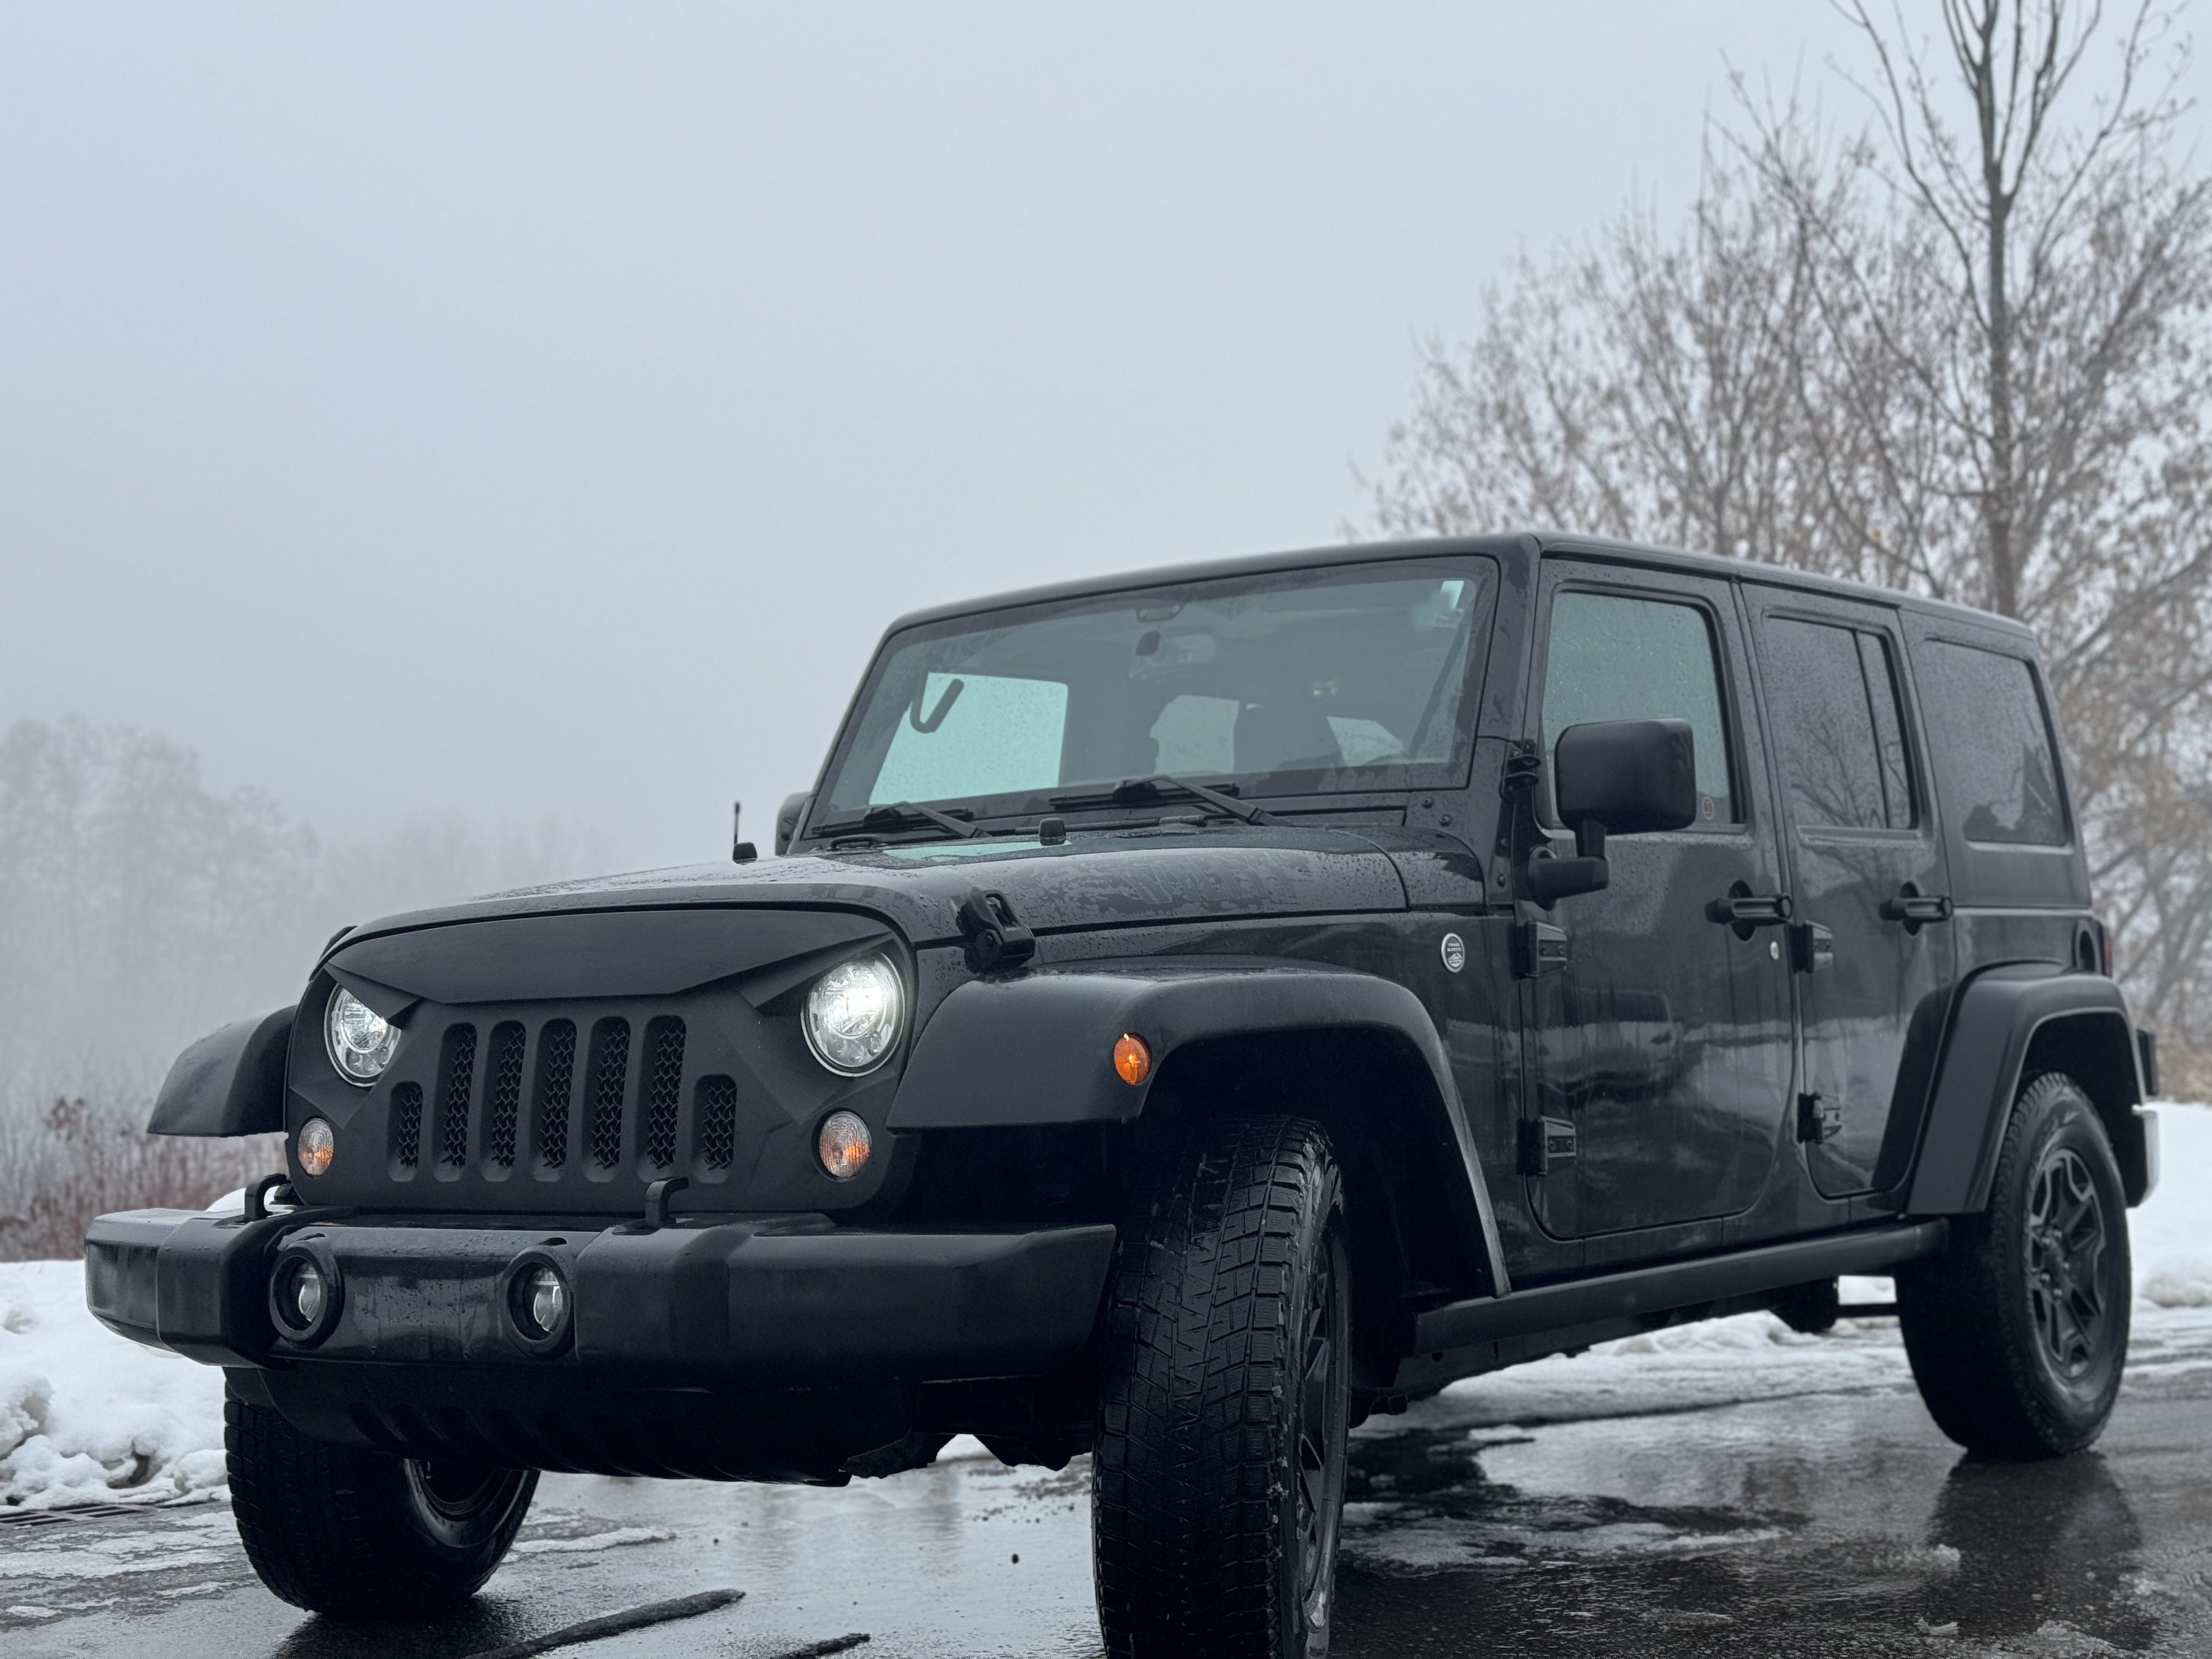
[1413,1222,1947,1352]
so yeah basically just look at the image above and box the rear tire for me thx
[1092,1114,1351,1659]
[1898,1073,2130,1459]
[226,1386,537,1616]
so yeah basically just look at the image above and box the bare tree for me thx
[1364,0,2212,1075]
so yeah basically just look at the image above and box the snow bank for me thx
[0,1261,227,1509]
[2130,1101,2212,1306]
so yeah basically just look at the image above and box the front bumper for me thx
[84,1208,1117,1384]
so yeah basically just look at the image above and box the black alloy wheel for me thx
[1094,1113,1353,1658]
[2024,1144,2113,1383]
[1899,1072,2131,1459]
[1294,1230,1350,1635]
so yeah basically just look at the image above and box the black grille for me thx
[695,1076,737,1171]
[373,1007,764,1194]
[641,1018,686,1170]
[438,1025,477,1169]
[390,1082,424,1170]
[484,1022,526,1169]
[533,1019,576,1170]
[587,1018,630,1171]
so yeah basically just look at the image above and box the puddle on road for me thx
[1334,1393,2190,1658]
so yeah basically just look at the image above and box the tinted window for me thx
[1860,633,1914,827]
[1542,591,1736,823]
[1918,642,2067,845]
[1760,619,1915,830]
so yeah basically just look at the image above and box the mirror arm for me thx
[1573,818,1607,862]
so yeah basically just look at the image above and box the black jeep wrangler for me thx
[88,534,2157,1656]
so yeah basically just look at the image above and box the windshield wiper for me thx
[811,800,985,843]
[1053,776,1282,828]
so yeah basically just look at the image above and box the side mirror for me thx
[775,791,814,856]
[1525,719,1697,905]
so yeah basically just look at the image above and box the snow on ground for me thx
[2,1105,2208,1510]
[0,1261,228,1510]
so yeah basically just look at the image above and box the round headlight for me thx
[325,987,398,1085]
[802,953,905,1075]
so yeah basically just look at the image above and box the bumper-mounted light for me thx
[500,1250,575,1356]
[268,1235,343,1347]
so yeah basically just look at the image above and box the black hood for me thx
[326,824,1410,961]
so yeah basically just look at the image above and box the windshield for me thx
[816,559,1493,824]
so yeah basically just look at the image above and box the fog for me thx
[5,3,2208,1088]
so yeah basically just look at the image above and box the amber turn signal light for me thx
[1112,1033,1152,1086]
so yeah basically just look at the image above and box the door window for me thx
[1917,643,2068,845]
[1542,591,1737,823]
[1761,618,1916,830]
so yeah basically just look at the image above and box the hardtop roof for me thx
[882,531,2037,645]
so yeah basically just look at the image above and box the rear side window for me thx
[1917,642,2067,846]
[1759,618,1915,830]
[1542,591,1737,823]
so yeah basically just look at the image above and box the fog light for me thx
[513,1263,568,1339]
[297,1116,335,1177]
[281,1259,326,1329]
[817,1110,872,1180]
[1113,1033,1152,1086]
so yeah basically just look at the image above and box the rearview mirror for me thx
[1555,718,1699,851]
[775,792,814,856]
[1524,719,1697,906]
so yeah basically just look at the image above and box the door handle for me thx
[1878,883,1954,934]
[1706,888,1795,939]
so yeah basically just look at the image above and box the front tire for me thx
[226,1387,538,1616]
[1093,1114,1351,1659]
[1898,1073,2131,1459]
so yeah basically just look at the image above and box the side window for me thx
[1859,633,1915,828]
[872,672,1068,804]
[1541,590,1737,823]
[1760,618,1915,831]
[1917,642,2068,845]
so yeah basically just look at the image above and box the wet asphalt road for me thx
[7,1312,2211,1658]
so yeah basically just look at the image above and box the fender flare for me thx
[148,1007,294,1137]
[1903,962,2153,1214]
[888,958,1509,1296]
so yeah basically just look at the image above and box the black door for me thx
[1747,591,1953,1196]
[1522,563,1796,1242]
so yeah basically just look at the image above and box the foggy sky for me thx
[7,3,2206,876]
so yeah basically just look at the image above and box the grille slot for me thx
[390,1082,424,1171]
[484,1022,526,1170]
[695,1076,737,1172]
[438,1025,478,1169]
[532,1019,576,1171]
[586,1018,631,1171]
[641,1017,686,1170]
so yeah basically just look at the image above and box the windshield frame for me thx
[801,554,1499,842]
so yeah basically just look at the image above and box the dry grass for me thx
[0,1092,280,1262]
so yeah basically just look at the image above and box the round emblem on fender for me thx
[1440,933,1466,973]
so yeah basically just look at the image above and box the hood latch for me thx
[959,888,1036,973]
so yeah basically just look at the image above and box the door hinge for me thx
[1788,919,1835,975]
[1511,919,1569,978]
[1797,1091,1842,1143]
[1520,1116,1578,1176]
